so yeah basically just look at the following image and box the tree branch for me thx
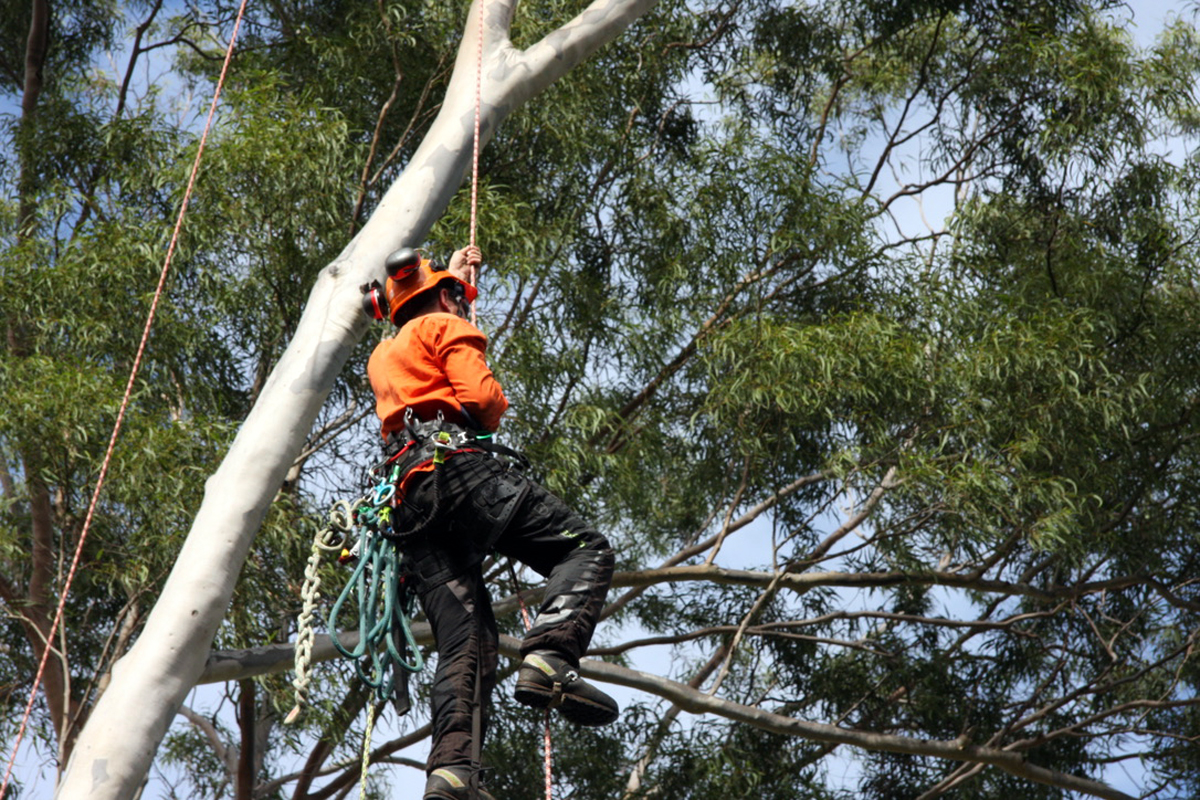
[178,704,237,787]
[510,0,660,104]
[544,639,1136,800]
[115,0,164,119]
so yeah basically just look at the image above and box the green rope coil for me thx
[287,481,424,724]
[328,514,425,701]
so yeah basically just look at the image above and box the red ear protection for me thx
[364,246,478,325]
[360,281,387,321]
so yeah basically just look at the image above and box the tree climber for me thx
[364,244,619,800]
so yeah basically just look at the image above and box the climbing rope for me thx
[0,3,250,797]
[468,0,485,325]
[469,0,484,250]
[285,513,350,724]
[287,477,425,726]
[511,564,556,800]
[359,702,378,800]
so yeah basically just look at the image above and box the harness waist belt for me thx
[379,414,529,481]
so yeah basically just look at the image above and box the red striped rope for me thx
[0,2,250,795]
[468,0,485,326]
[512,569,555,800]
[470,7,546,794]
[543,709,554,800]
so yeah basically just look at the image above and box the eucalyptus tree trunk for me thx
[55,0,656,796]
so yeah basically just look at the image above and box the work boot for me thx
[514,650,620,726]
[423,766,496,800]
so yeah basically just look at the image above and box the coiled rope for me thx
[287,485,425,726]
[0,3,249,796]
[285,509,350,725]
[327,519,425,696]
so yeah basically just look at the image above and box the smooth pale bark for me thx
[55,1,655,797]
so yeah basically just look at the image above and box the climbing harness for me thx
[288,411,538,800]
[288,409,516,718]
[379,410,479,539]
[286,412,509,800]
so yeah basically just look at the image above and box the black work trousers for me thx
[398,452,614,773]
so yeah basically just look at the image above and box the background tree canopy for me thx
[3,0,1199,798]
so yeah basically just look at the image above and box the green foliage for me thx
[0,0,357,788]
[6,0,1200,798]
[642,717,841,800]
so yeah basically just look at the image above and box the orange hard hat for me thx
[382,247,477,326]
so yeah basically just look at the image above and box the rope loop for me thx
[329,498,357,532]
[317,526,347,554]
[286,531,330,724]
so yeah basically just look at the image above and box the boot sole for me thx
[424,784,496,800]
[514,680,619,726]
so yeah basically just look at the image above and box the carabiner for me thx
[432,430,455,466]
[372,481,396,507]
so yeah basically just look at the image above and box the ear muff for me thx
[360,280,387,321]
[385,247,421,279]
[376,246,479,325]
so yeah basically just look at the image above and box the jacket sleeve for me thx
[434,315,509,431]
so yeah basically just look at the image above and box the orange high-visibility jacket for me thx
[368,311,509,440]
